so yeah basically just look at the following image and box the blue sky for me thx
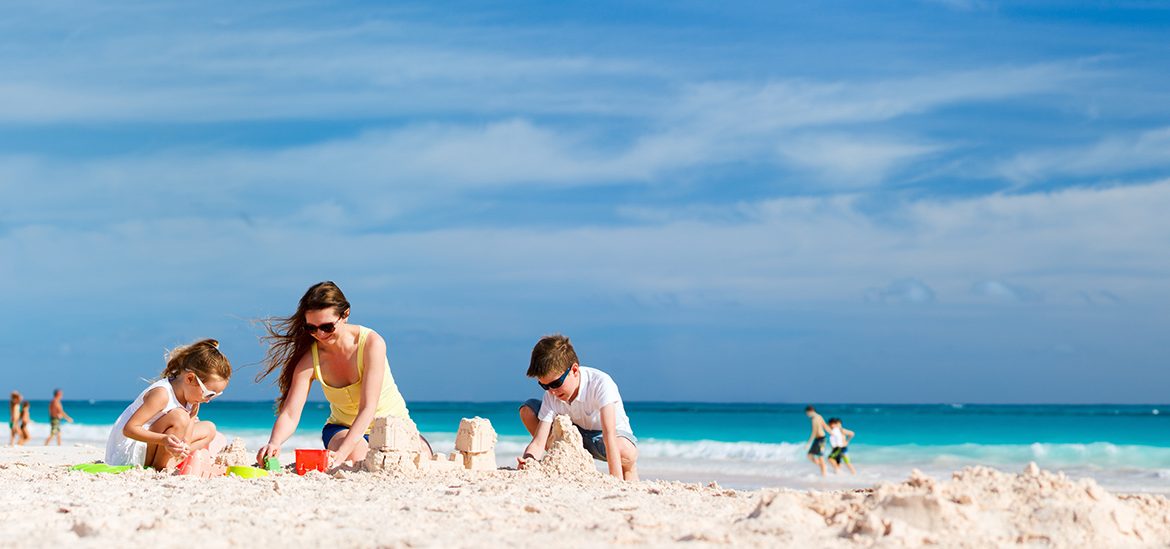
[2,1,1168,403]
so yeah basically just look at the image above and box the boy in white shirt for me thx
[826,417,856,475]
[518,334,639,481]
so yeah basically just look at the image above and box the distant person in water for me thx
[826,417,856,475]
[9,392,21,446]
[805,405,829,476]
[44,389,74,446]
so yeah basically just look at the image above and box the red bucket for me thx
[295,449,329,475]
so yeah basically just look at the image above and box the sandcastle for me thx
[364,416,500,473]
[521,414,596,477]
[455,417,498,471]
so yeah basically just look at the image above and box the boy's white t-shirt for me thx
[538,366,633,435]
[829,426,846,448]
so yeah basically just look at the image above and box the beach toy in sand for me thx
[71,463,135,474]
[295,449,329,475]
[177,449,214,477]
[263,457,281,472]
[226,465,269,479]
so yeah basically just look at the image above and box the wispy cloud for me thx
[866,278,937,304]
[971,280,1041,302]
[999,127,1170,185]
[776,135,941,187]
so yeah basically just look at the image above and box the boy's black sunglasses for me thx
[303,322,337,334]
[538,367,572,391]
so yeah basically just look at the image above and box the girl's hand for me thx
[164,434,189,458]
[327,450,339,469]
[256,444,280,466]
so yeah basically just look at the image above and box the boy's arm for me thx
[843,427,855,443]
[599,404,623,479]
[519,420,553,467]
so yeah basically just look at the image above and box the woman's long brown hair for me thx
[256,281,351,411]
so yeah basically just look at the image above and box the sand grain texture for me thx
[2,447,1168,548]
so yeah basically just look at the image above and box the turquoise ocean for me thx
[18,400,1170,492]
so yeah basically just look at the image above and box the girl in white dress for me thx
[105,339,231,469]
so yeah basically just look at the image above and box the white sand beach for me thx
[2,444,1167,548]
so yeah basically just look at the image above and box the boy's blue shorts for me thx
[321,423,369,448]
[520,398,637,461]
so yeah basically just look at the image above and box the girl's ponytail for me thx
[161,339,232,381]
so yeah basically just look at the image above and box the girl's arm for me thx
[257,355,315,463]
[122,388,186,456]
[333,332,388,462]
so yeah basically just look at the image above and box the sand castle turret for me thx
[364,416,423,472]
[455,417,498,471]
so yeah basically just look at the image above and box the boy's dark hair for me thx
[527,334,578,378]
[828,417,841,425]
[805,405,816,412]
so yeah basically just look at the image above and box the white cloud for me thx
[776,135,940,187]
[999,127,1170,185]
[6,178,1170,310]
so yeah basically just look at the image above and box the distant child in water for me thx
[518,334,639,481]
[826,417,856,475]
[105,339,231,471]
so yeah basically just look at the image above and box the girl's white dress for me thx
[104,379,192,466]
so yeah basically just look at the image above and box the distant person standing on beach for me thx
[44,389,74,446]
[805,405,829,476]
[18,401,32,445]
[256,281,431,468]
[8,392,20,446]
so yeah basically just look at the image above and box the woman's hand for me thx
[256,443,280,466]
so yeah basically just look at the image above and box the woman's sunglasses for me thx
[303,321,338,334]
[538,366,573,391]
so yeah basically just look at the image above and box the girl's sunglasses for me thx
[538,366,573,391]
[190,372,222,401]
[303,321,338,334]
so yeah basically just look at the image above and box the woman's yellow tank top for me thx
[312,326,410,430]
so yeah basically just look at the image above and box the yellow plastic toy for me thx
[226,465,269,479]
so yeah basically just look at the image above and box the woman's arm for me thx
[256,355,315,463]
[334,332,388,461]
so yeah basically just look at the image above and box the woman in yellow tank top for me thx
[255,281,432,467]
